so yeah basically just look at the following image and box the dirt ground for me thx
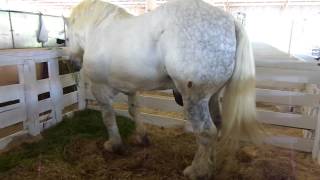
[0,123,320,180]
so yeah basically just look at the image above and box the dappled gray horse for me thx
[64,0,261,179]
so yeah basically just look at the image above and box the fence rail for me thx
[0,48,83,150]
[0,47,320,164]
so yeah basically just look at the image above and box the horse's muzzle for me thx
[70,59,82,72]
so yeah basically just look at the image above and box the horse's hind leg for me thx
[209,91,223,130]
[183,97,217,180]
[128,93,150,146]
[91,84,124,153]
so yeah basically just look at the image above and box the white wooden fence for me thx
[0,48,85,150]
[1,48,320,163]
[86,58,320,163]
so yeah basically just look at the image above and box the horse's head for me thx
[64,0,129,62]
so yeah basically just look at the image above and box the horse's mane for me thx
[69,0,130,26]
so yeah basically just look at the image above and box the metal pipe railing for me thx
[0,9,66,49]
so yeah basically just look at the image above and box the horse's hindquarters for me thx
[160,3,237,96]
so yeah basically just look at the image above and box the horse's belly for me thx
[83,56,171,92]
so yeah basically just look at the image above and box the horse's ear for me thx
[63,17,70,26]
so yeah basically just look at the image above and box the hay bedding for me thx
[1,124,320,180]
[0,100,319,180]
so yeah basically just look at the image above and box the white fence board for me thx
[256,80,305,90]
[0,107,26,129]
[257,67,320,84]
[115,109,185,129]
[1,46,320,162]
[312,111,320,159]
[77,71,86,110]
[38,99,52,114]
[0,49,63,66]
[256,88,320,106]
[39,118,56,132]
[23,61,40,136]
[60,73,77,88]
[257,110,316,130]
[0,84,24,103]
[0,103,22,114]
[39,111,53,123]
[37,79,50,95]
[138,95,182,112]
[256,61,320,71]
[265,136,314,152]
[0,130,28,150]
[113,94,182,113]
[48,59,64,123]
[63,91,78,107]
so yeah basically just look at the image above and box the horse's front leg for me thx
[91,84,124,154]
[101,103,124,153]
[128,93,150,146]
[184,98,217,180]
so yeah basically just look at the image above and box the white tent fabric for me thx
[37,14,48,43]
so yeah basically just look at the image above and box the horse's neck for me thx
[81,3,132,47]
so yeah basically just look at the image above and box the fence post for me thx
[17,64,27,130]
[23,60,40,136]
[77,69,86,110]
[48,59,64,123]
[312,107,320,163]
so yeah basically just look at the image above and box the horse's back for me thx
[158,0,237,95]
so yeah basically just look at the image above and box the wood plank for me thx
[63,91,78,107]
[63,103,78,114]
[60,73,77,88]
[256,88,320,106]
[38,99,52,114]
[0,65,19,86]
[48,59,64,123]
[256,60,320,71]
[0,130,28,150]
[113,94,182,113]
[39,118,56,132]
[312,110,320,159]
[0,107,26,129]
[139,95,182,112]
[0,49,64,66]
[257,67,320,84]
[257,110,316,130]
[39,111,53,123]
[77,71,86,110]
[114,94,127,103]
[37,79,50,95]
[115,109,185,129]
[0,84,24,104]
[265,136,313,152]
[23,60,41,136]
[256,80,305,91]
[0,102,22,114]
[0,122,24,139]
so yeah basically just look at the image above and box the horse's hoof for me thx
[135,134,150,147]
[103,140,125,155]
[183,165,210,180]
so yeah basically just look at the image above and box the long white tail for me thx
[220,22,262,147]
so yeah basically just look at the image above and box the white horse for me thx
[65,0,261,179]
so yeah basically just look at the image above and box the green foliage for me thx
[0,109,135,172]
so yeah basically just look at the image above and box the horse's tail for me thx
[219,21,262,148]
